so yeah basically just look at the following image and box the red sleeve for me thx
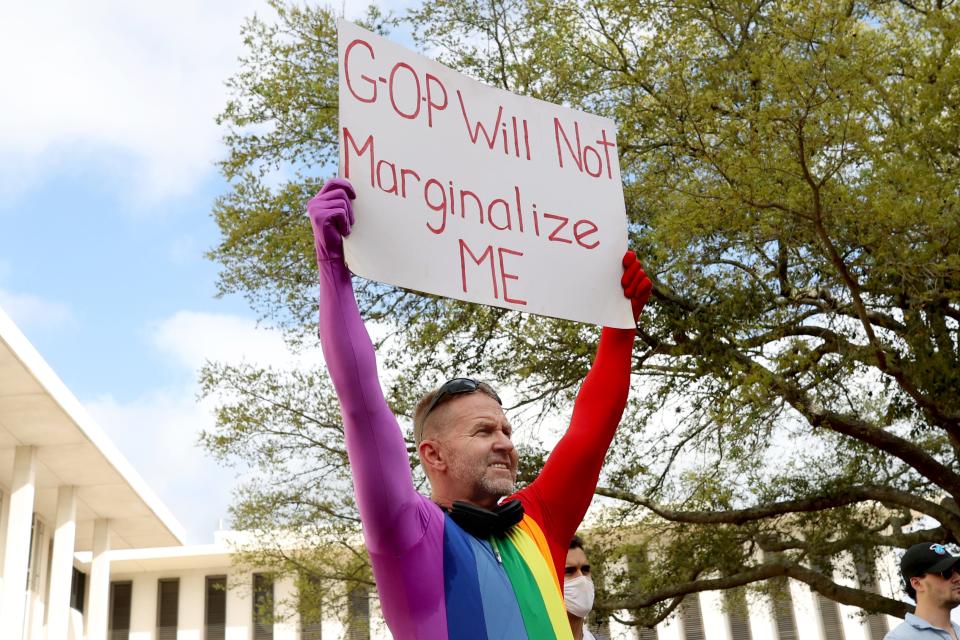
[515,326,635,580]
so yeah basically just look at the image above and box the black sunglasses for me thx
[935,566,959,580]
[423,378,502,418]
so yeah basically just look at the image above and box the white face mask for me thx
[564,575,595,618]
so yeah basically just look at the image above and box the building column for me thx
[86,518,111,640]
[47,486,77,639]
[0,446,36,640]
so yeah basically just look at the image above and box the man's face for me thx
[565,547,591,581]
[432,392,518,503]
[915,564,960,609]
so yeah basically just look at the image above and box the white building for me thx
[0,302,186,640]
[0,303,910,640]
[600,570,899,640]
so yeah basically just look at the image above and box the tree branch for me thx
[605,560,912,618]
[595,485,960,533]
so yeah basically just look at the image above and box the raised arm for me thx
[308,179,425,552]
[521,251,652,547]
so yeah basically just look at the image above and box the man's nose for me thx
[492,430,513,450]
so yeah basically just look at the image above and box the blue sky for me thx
[0,0,412,544]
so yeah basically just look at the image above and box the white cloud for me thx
[0,287,74,331]
[84,308,320,543]
[0,0,421,208]
[149,310,323,373]
[0,0,263,204]
[85,388,236,544]
[82,308,331,542]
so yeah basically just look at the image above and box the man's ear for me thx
[911,575,924,594]
[419,440,446,473]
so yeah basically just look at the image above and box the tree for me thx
[204,0,960,627]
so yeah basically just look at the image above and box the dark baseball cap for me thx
[901,542,960,580]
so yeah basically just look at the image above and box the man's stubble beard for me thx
[947,587,960,608]
[479,473,516,499]
[449,451,516,500]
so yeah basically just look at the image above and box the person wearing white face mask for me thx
[565,535,597,640]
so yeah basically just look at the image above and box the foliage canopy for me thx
[205,0,960,626]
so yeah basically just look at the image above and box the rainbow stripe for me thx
[443,513,573,639]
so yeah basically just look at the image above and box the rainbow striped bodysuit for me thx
[317,235,635,639]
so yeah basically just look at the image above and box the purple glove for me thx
[307,178,356,263]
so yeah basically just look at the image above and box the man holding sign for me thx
[308,177,651,639]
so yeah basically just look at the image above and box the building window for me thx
[109,581,133,640]
[725,588,753,640]
[253,573,274,640]
[638,626,659,640]
[627,545,658,640]
[770,578,798,640]
[27,517,45,592]
[157,578,180,640]
[70,567,87,613]
[680,595,706,640]
[347,585,370,640]
[864,608,890,640]
[855,557,890,640]
[299,572,322,640]
[206,575,227,640]
[815,592,846,640]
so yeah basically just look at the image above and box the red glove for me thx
[307,178,356,263]
[621,250,653,321]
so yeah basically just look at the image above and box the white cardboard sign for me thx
[338,20,633,328]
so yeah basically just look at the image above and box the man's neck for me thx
[431,491,498,510]
[567,613,583,640]
[914,601,956,635]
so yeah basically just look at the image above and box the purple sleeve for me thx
[317,257,431,554]
[309,182,448,636]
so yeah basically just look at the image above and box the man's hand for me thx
[621,251,653,321]
[307,178,356,263]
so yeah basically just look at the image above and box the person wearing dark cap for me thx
[886,542,960,639]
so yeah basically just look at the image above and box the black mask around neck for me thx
[443,499,524,538]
